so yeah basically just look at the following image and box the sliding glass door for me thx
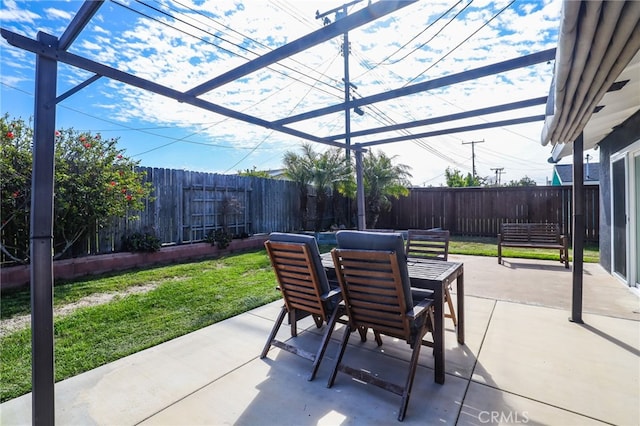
[635,153,640,288]
[611,157,627,281]
[611,141,640,288]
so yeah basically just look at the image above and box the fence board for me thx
[2,167,600,264]
[377,186,599,243]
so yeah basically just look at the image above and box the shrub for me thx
[214,229,233,249]
[0,114,154,262]
[122,231,161,253]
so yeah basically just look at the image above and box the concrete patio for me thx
[1,254,639,425]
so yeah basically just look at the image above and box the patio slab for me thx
[1,255,638,425]
[472,301,640,425]
[449,254,640,320]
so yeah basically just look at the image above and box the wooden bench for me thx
[498,223,569,268]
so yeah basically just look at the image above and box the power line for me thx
[161,0,345,94]
[223,49,343,172]
[112,0,343,100]
[404,0,516,86]
[387,0,473,65]
[353,0,466,79]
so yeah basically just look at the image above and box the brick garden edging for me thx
[1,235,268,291]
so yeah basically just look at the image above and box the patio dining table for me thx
[321,252,464,384]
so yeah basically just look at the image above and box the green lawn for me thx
[0,238,599,402]
[0,250,279,402]
[448,236,600,263]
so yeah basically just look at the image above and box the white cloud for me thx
[1,0,564,185]
[0,0,39,24]
[44,7,72,21]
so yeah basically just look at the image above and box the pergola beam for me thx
[329,96,548,140]
[58,0,104,51]
[274,49,556,126]
[185,0,417,97]
[359,115,545,147]
[1,29,346,150]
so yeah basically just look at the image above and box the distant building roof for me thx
[551,163,600,186]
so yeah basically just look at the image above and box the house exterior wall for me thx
[598,109,640,273]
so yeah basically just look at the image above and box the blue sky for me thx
[1,0,577,186]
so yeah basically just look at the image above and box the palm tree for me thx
[311,147,351,230]
[283,143,352,231]
[283,144,314,229]
[363,150,412,228]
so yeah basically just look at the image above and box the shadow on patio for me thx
[1,255,638,425]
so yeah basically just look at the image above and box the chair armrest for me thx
[407,297,434,320]
[411,288,434,300]
[321,287,342,302]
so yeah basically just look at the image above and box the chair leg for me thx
[357,325,367,342]
[444,287,457,327]
[313,314,323,328]
[356,326,383,345]
[398,325,426,421]
[373,330,383,346]
[290,309,298,337]
[261,306,287,358]
[327,324,352,388]
[309,306,342,381]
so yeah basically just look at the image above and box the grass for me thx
[449,236,600,263]
[0,238,600,402]
[0,250,279,402]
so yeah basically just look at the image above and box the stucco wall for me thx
[598,109,640,273]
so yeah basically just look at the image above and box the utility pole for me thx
[316,0,362,161]
[462,139,484,179]
[491,167,505,186]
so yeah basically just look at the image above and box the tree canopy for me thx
[444,167,483,187]
[1,114,153,263]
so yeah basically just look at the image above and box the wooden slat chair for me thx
[406,229,457,327]
[261,233,343,381]
[328,231,436,422]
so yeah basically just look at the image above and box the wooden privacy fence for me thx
[83,168,308,255]
[19,169,598,259]
[376,186,599,243]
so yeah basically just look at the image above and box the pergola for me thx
[2,1,638,424]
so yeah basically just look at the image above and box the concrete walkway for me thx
[2,255,639,425]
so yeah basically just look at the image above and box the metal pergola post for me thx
[30,31,58,426]
[570,132,585,323]
[355,145,366,230]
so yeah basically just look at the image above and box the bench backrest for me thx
[501,223,560,244]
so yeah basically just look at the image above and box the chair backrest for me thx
[268,232,330,294]
[331,248,412,340]
[266,233,332,320]
[335,230,412,310]
[406,229,450,261]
